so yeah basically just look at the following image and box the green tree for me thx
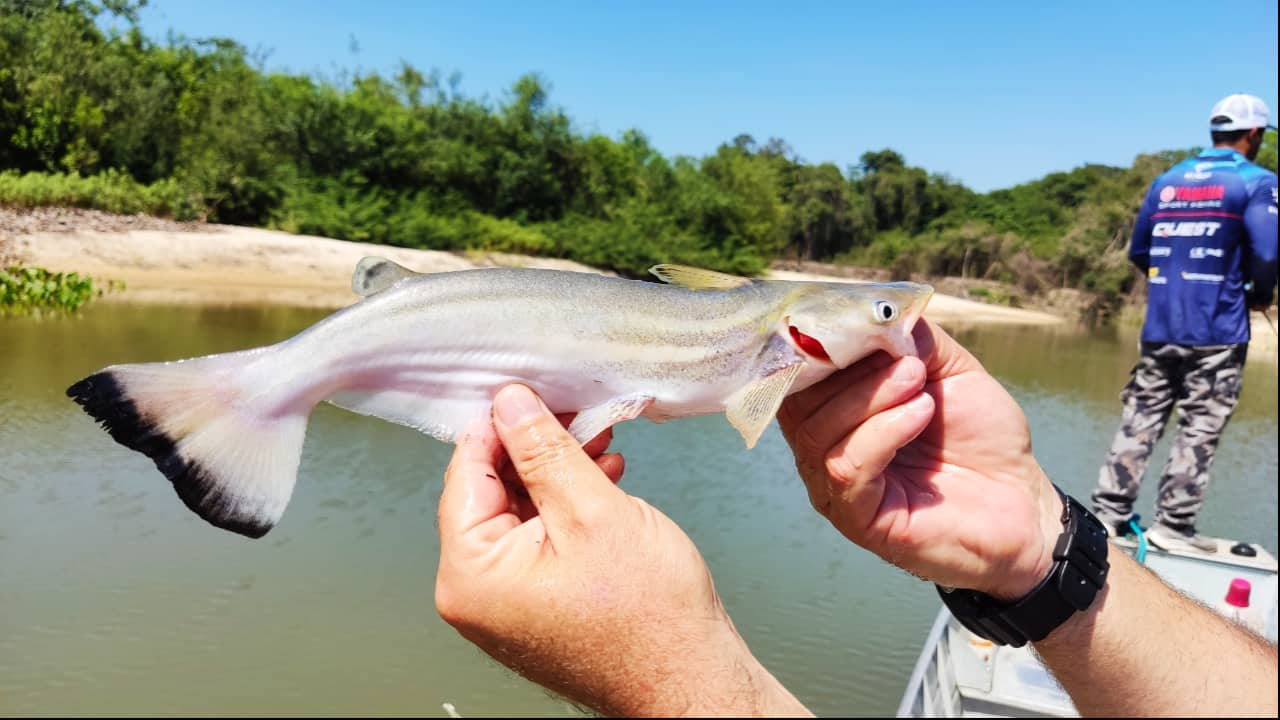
[3,0,1259,324]
[1256,129,1277,173]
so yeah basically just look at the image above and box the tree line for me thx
[3,0,1276,314]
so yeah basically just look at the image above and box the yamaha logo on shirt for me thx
[1158,184,1226,209]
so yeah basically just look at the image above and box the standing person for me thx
[1092,93,1278,553]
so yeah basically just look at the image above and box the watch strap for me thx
[937,487,1110,647]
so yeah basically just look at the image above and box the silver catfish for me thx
[67,260,933,539]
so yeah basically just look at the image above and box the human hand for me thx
[776,318,1063,601]
[435,384,809,718]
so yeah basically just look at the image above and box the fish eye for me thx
[873,300,898,323]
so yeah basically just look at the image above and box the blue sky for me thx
[128,0,1278,192]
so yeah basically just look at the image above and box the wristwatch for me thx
[936,485,1110,647]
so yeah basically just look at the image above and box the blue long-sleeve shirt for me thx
[1130,147,1278,346]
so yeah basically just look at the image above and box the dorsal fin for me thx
[648,264,753,291]
[352,256,421,297]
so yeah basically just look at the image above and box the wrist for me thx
[988,470,1065,601]
[937,484,1109,648]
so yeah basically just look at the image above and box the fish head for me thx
[783,281,934,368]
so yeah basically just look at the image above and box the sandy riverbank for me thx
[7,219,1069,327]
[4,214,1276,360]
[4,217,606,309]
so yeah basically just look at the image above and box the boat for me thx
[896,532,1279,718]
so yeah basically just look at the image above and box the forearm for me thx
[1129,199,1154,274]
[674,651,813,718]
[581,618,813,718]
[1244,190,1278,305]
[1034,549,1278,717]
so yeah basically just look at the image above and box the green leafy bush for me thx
[0,265,110,314]
[0,170,199,219]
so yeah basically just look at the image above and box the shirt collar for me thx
[1197,147,1244,161]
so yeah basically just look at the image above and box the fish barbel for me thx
[66,260,933,539]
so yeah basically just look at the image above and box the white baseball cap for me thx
[1208,93,1275,131]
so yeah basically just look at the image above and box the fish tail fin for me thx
[66,351,307,539]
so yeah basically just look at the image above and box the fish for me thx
[66,259,934,539]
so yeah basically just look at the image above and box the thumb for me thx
[914,317,985,380]
[491,384,623,537]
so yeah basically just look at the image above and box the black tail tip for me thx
[67,370,276,540]
[66,371,111,405]
[66,370,173,460]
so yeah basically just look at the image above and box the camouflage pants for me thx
[1092,342,1247,532]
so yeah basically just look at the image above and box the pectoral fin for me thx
[352,256,422,297]
[648,264,753,291]
[566,393,655,446]
[726,362,803,449]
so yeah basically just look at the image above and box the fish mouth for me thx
[892,285,935,358]
[907,284,935,329]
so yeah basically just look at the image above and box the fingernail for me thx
[904,392,933,415]
[891,392,932,421]
[496,385,543,426]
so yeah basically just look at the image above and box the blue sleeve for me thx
[1244,177,1278,306]
[1129,181,1157,272]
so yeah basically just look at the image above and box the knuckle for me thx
[805,483,831,517]
[793,455,818,480]
[575,498,612,530]
[434,578,470,628]
[510,433,572,479]
[554,494,610,535]
[824,452,858,483]
[794,421,830,459]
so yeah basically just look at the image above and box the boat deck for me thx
[897,535,1278,718]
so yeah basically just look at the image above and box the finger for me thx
[787,357,926,459]
[503,476,539,523]
[438,422,519,546]
[500,451,622,489]
[581,426,614,458]
[822,391,936,539]
[780,350,897,427]
[595,452,625,484]
[500,452,625,523]
[913,318,984,380]
[551,413,613,457]
[491,384,623,536]
[503,451,626,524]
